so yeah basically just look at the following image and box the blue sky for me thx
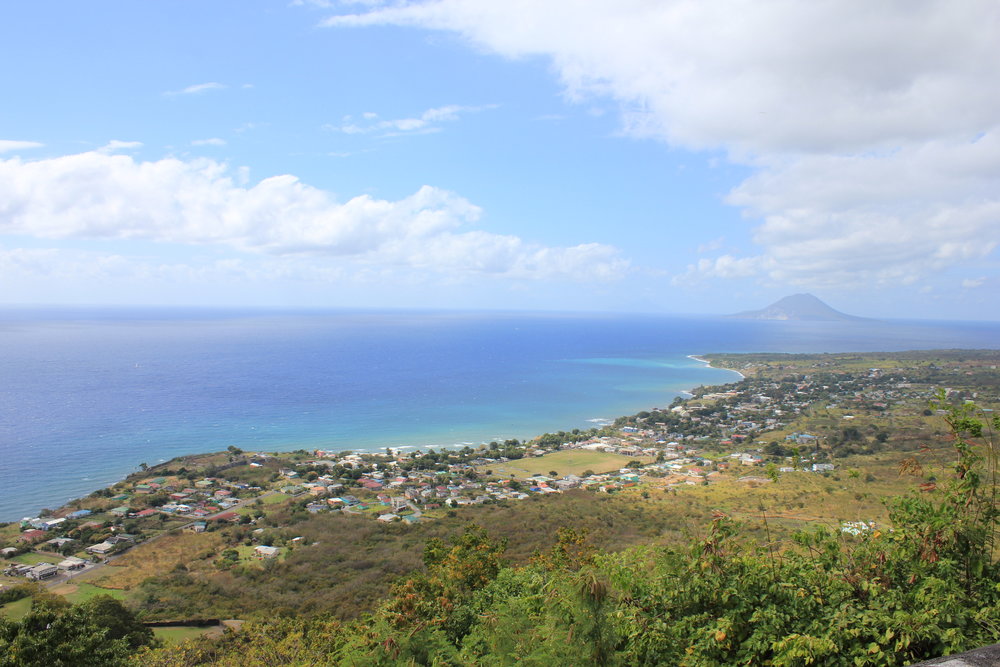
[1,1,998,319]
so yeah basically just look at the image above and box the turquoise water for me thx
[1,307,997,520]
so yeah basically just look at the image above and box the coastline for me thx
[4,355,741,523]
[687,354,746,380]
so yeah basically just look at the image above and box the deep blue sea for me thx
[1,307,998,521]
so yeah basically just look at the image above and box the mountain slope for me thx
[730,293,869,321]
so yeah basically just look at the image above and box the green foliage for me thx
[139,401,1000,666]
[0,595,153,667]
[0,583,41,607]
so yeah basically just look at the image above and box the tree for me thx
[0,596,152,667]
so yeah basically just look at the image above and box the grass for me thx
[480,449,651,479]
[234,544,283,567]
[49,582,126,604]
[260,492,290,505]
[153,625,221,644]
[0,596,32,620]
[10,552,60,565]
[91,531,223,590]
[620,450,931,542]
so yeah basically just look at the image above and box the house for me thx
[18,529,46,544]
[27,563,59,581]
[32,517,66,531]
[86,542,116,556]
[58,556,87,571]
[254,545,279,559]
[46,537,75,549]
[377,513,400,523]
[187,521,207,533]
[134,508,158,518]
[109,506,131,517]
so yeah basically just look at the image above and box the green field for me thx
[153,625,219,644]
[260,492,290,505]
[9,552,60,565]
[480,449,649,478]
[50,582,126,605]
[0,596,32,620]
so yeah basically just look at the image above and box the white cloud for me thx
[0,245,351,286]
[324,1,1000,290]
[329,104,496,136]
[165,82,227,96]
[963,277,987,289]
[0,149,627,283]
[191,138,227,147]
[0,140,43,154]
[98,140,143,153]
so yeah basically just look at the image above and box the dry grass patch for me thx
[93,531,223,590]
[481,449,650,478]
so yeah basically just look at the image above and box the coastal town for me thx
[2,349,998,639]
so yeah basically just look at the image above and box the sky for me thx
[1,1,998,320]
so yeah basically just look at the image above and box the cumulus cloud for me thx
[328,104,496,136]
[0,140,43,154]
[324,1,1000,289]
[0,149,627,282]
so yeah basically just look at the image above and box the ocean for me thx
[1,307,998,521]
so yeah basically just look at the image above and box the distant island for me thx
[729,292,870,322]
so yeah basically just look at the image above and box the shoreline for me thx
[5,354,742,523]
[687,354,746,380]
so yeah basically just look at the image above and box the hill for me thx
[730,293,869,321]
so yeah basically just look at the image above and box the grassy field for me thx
[9,552,61,565]
[153,625,221,644]
[260,492,290,505]
[49,582,126,604]
[0,596,32,620]
[616,450,936,545]
[89,531,223,590]
[480,449,650,479]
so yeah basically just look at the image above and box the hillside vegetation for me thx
[137,398,1000,666]
[3,350,1000,665]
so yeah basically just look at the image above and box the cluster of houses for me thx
[1,473,269,583]
[3,555,88,581]
[136,476,252,520]
[619,365,936,451]
[11,364,936,582]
